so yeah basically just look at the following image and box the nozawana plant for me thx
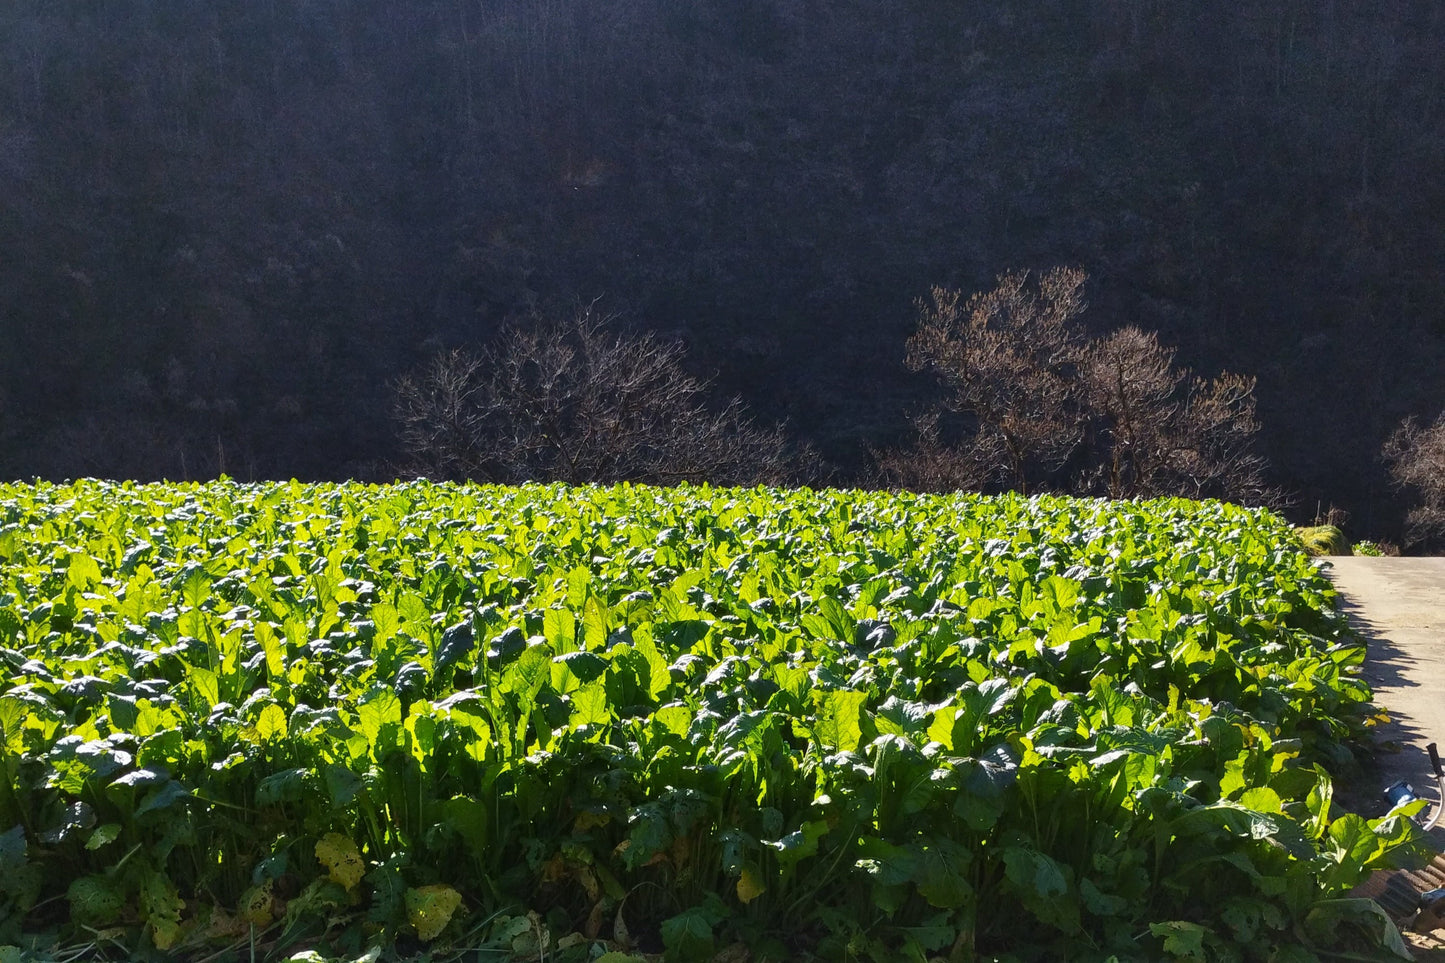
[0,479,1429,961]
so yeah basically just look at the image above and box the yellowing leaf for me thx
[201,906,248,940]
[140,871,184,950]
[573,809,611,831]
[406,884,462,941]
[736,866,766,904]
[239,880,275,926]
[315,833,365,891]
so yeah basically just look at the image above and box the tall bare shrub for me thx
[899,268,1088,492]
[1383,414,1445,548]
[1080,327,1272,502]
[882,268,1273,503]
[394,308,815,486]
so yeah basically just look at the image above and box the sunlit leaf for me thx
[405,884,462,941]
[315,834,366,891]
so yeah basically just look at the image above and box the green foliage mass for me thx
[1297,525,1352,557]
[0,481,1427,961]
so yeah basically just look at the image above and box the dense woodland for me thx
[2,0,1444,542]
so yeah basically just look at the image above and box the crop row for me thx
[0,481,1426,961]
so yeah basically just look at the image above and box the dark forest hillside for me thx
[2,0,1442,539]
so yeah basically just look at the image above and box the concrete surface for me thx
[1324,556,1445,844]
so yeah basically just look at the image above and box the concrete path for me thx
[1324,557,1445,841]
[1326,558,1445,958]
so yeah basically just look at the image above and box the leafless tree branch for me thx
[881,269,1275,504]
[1383,414,1445,548]
[394,307,820,486]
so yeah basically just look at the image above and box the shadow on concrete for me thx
[1333,588,1445,846]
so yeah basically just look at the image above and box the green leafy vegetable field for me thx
[0,481,1426,962]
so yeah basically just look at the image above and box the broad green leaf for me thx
[486,626,527,668]
[660,906,715,961]
[189,666,219,709]
[135,781,191,817]
[0,697,26,752]
[582,595,609,648]
[634,631,673,699]
[85,823,122,850]
[554,650,608,686]
[570,682,611,728]
[68,875,125,926]
[1080,878,1127,916]
[257,703,288,742]
[764,820,828,870]
[1239,786,1283,814]
[67,552,103,590]
[256,768,313,806]
[503,645,551,700]
[915,839,974,909]
[543,608,576,652]
[255,621,287,678]
[433,621,474,678]
[370,604,401,642]
[442,796,489,853]
[358,687,402,746]
[1302,898,1411,960]
[1150,921,1208,961]
[566,567,590,608]
[814,689,867,752]
[180,567,212,610]
[1001,847,1068,899]
[654,704,692,737]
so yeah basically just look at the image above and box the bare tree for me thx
[882,268,1274,504]
[391,348,490,482]
[1382,414,1445,549]
[901,268,1088,492]
[1079,327,1273,502]
[1078,326,1180,497]
[1168,371,1273,504]
[874,410,1005,493]
[394,308,817,486]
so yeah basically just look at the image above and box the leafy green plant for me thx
[0,480,1426,961]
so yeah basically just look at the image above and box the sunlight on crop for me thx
[0,479,1426,960]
